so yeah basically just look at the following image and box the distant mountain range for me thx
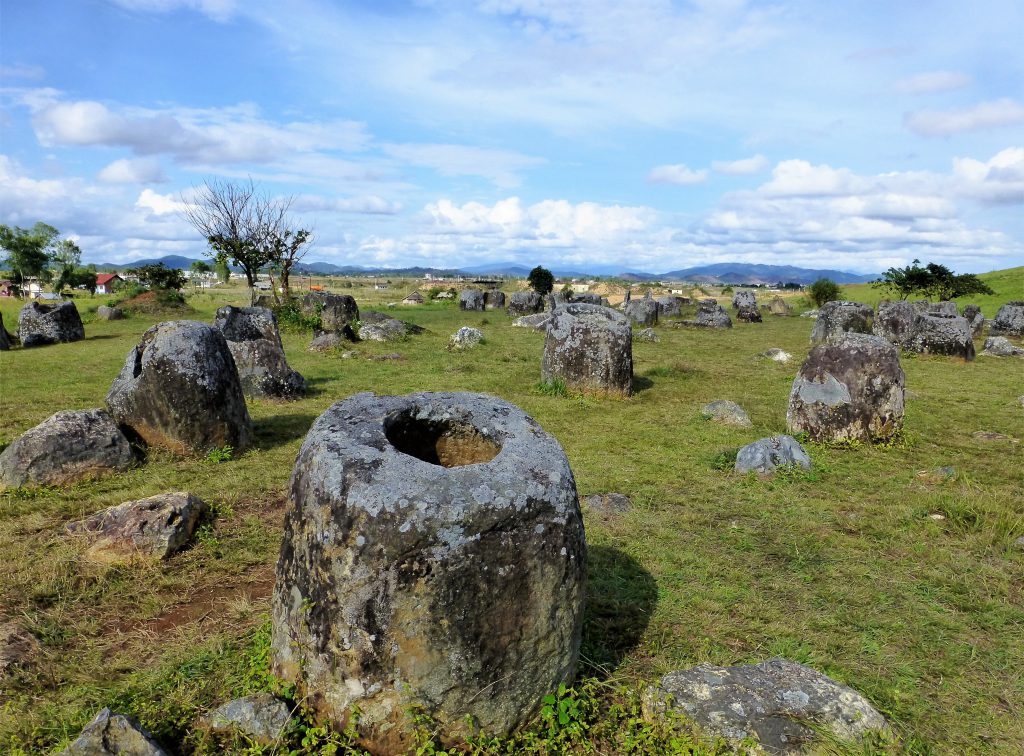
[91,255,877,285]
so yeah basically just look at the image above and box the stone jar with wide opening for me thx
[271,391,586,753]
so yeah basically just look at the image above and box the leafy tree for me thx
[874,259,994,300]
[190,260,212,275]
[214,255,230,284]
[0,222,60,282]
[54,265,98,294]
[50,239,85,293]
[528,265,554,295]
[809,278,842,307]
[721,285,734,294]
[873,259,933,300]
[267,225,312,301]
[132,263,186,291]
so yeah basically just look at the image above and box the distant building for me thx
[95,273,123,295]
[401,291,424,305]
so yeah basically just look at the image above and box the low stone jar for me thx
[271,391,586,753]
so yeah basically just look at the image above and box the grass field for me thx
[1,272,1022,754]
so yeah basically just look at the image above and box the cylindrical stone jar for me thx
[541,303,633,395]
[271,391,586,752]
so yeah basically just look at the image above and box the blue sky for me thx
[1,0,1022,274]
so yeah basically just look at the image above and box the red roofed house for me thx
[95,273,123,295]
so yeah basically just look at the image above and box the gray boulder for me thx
[201,694,291,745]
[736,304,762,323]
[358,318,407,342]
[650,658,886,754]
[962,304,985,337]
[624,297,658,327]
[56,708,168,756]
[873,300,917,347]
[18,300,84,347]
[214,306,306,399]
[542,304,633,395]
[810,301,873,345]
[0,409,134,490]
[570,292,602,305]
[788,333,905,443]
[512,312,550,331]
[907,312,975,360]
[982,336,1024,357]
[929,300,959,316]
[271,392,585,752]
[96,305,124,321]
[448,326,484,350]
[65,492,208,563]
[301,291,359,332]
[759,348,792,363]
[701,400,753,429]
[484,289,506,310]
[106,321,253,455]
[735,435,810,474]
[635,327,659,343]
[459,288,485,311]
[767,296,793,316]
[308,330,347,352]
[731,290,757,309]
[990,301,1024,336]
[583,492,632,517]
[691,299,733,328]
[800,308,819,318]
[508,291,543,316]
[655,296,681,317]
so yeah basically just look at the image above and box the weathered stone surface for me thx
[508,291,543,316]
[512,313,551,330]
[732,290,757,309]
[907,312,975,360]
[583,492,632,516]
[635,327,659,343]
[810,301,873,345]
[57,708,168,756]
[214,306,306,399]
[655,296,682,317]
[459,288,485,311]
[271,392,586,752]
[0,409,134,490]
[96,305,124,321]
[990,301,1024,336]
[767,296,793,316]
[929,300,959,316]
[1,621,38,678]
[682,299,732,329]
[759,348,792,363]
[873,300,918,347]
[701,400,753,428]
[542,303,633,395]
[308,330,347,352]
[301,291,359,332]
[359,318,407,342]
[106,320,253,455]
[800,308,819,318]
[650,658,886,754]
[18,300,85,347]
[787,333,905,443]
[624,297,658,326]
[448,326,484,350]
[736,304,762,323]
[361,311,424,334]
[735,436,810,474]
[962,304,985,337]
[201,694,291,744]
[570,292,602,305]
[982,336,1024,357]
[0,312,12,350]
[484,289,506,310]
[65,492,208,563]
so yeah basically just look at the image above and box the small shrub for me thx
[274,300,322,332]
[808,278,842,306]
[535,378,569,397]
[205,445,233,463]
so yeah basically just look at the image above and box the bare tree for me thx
[181,179,311,304]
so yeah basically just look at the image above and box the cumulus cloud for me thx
[896,70,972,95]
[953,147,1024,204]
[905,98,1024,137]
[98,157,167,184]
[381,143,544,188]
[647,164,708,185]
[712,154,769,175]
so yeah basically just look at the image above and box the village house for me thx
[401,290,424,305]
[95,273,123,295]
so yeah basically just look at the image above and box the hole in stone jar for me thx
[384,410,501,467]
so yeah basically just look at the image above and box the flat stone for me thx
[973,430,1017,442]
[448,326,484,350]
[759,348,792,363]
[308,330,348,352]
[56,708,168,756]
[635,327,660,343]
[583,493,632,516]
[649,658,887,754]
[512,313,550,330]
[735,436,811,475]
[201,694,291,744]
[701,400,753,429]
[981,336,1024,357]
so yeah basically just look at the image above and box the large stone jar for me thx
[271,391,586,752]
[541,303,633,395]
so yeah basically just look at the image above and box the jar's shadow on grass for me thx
[579,545,657,677]
[253,413,319,450]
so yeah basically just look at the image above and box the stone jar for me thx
[271,392,586,753]
[542,303,633,395]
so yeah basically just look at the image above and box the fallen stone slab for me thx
[981,336,1024,357]
[701,400,753,429]
[583,492,632,517]
[512,313,550,330]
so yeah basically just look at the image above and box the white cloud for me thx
[953,147,1024,204]
[107,0,236,22]
[896,70,972,95]
[712,154,769,175]
[290,194,402,215]
[381,143,544,188]
[98,157,167,184]
[905,98,1024,137]
[135,188,187,216]
[647,163,709,185]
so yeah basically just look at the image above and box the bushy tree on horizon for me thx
[873,259,994,301]
[528,265,554,295]
[809,278,842,307]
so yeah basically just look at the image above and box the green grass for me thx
[1,271,1023,754]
